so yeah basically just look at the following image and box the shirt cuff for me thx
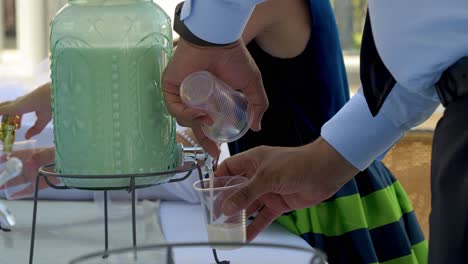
[181,0,263,44]
[321,90,406,171]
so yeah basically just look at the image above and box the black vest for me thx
[360,12,396,116]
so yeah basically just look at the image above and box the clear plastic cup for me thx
[193,176,248,250]
[180,71,250,143]
[0,140,38,200]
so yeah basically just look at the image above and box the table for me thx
[0,200,323,264]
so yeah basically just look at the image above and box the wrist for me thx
[178,37,242,52]
[174,0,257,46]
[303,137,358,188]
[174,2,236,47]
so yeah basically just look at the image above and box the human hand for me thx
[0,83,52,139]
[162,39,268,157]
[0,147,56,199]
[215,137,359,241]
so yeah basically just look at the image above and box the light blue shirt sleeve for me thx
[180,0,265,44]
[322,0,466,171]
[321,84,440,171]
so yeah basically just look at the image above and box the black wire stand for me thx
[27,155,325,264]
[28,158,205,264]
[68,242,328,264]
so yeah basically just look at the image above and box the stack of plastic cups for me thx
[180,71,250,143]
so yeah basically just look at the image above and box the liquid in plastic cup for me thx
[193,176,248,250]
[0,140,37,200]
[180,71,250,143]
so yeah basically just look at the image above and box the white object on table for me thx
[0,157,22,187]
[0,201,15,230]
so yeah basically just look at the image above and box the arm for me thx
[322,84,440,170]
[0,83,52,139]
[0,147,56,199]
[164,0,312,156]
[180,0,265,44]
[242,0,310,58]
[163,1,269,157]
[216,83,440,240]
[181,0,308,50]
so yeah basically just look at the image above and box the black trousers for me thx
[430,96,468,263]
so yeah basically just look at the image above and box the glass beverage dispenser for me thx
[50,0,181,188]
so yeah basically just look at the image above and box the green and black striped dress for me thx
[228,1,428,263]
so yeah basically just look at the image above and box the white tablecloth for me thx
[0,200,323,264]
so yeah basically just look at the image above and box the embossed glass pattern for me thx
[50,0,178,188]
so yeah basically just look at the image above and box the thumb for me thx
[248,106,265,132]
[10,184,34,200]
[222,175,267,216]
[192,126,220,158]
[25,114,51,139]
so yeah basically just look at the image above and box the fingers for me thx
[7,172,59,199]
[8,184,34,199]
[1,172,29,188]
[163,82,213,127]
[246,200,264,218]
[31,147,55,166]
[0,83,53,132]
[192,126,220,158]
[216,48,267,133]
[221,175,268,216]
[243,73,268,132]
[246,206,280,242]
[215,150,257,177]
[5,179,57,201]
[2,148,54,189]
[25,113,52,139]
[0,154,8,163]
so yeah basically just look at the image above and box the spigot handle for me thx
[182,146,207,161]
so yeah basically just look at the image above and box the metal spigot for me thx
[0,115,20,153]
[183,146,207,161]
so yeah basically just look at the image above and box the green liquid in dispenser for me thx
[52,46,179,188]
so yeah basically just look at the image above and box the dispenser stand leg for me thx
[29,175,41,264]
[103,190,109,258]
[197,165,203,182]
[131,177,137,260]
[167,245,175,264]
